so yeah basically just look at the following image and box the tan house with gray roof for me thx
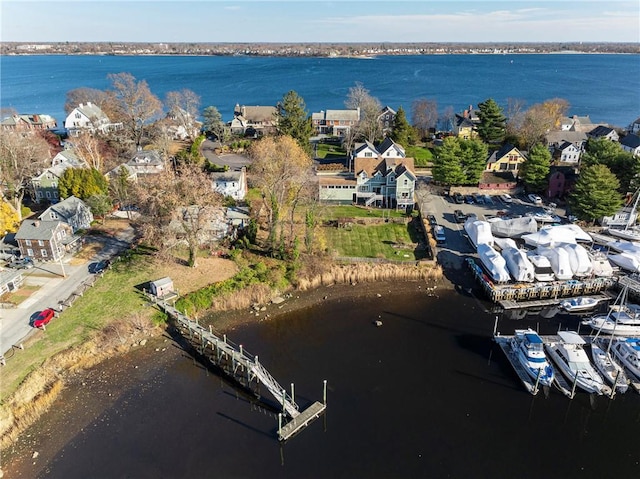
[229,104,277,137]
[312,108,360,136]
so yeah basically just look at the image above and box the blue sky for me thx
[2,1,639,43]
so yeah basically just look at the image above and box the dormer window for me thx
[365,152,372,158]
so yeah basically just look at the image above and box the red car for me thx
[33,308,55,328]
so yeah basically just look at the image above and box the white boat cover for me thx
[527,253,556,281]
[522,224,591,248]
[607,252,640,273]
[561,243,593,277]
[606,240,640,255]
[493,237,517,251]
[501,246,535,282]
[464,219,494,248]
[537,246,573,280]
[477,243,510,282]
[589,251,615,277]
[490,216,537,238]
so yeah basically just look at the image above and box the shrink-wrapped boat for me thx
[501,246,535,282]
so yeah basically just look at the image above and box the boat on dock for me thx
[510,329,555,388]
[544,331,611,396]
[477,243,510,283]
[589,338,629,394]
[611,337,640,381]
[582,285,640,336]
[559,296,601,312]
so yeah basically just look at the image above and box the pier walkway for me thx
[151,296,326,440]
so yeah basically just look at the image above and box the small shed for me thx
[149,277,174,299]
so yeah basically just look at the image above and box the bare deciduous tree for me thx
[518,98,570,149]
[0,131,51,219]
[165,89,201,140]
[70,133,106,171]
[411,98,438,139]
[248,135,314,256]
[107,72,163,147]
[133,164,223,267]
[345,82,382,143]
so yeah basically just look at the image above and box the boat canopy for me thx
[558,331,586,344]
[522,224,591,248]
[537,245,573,280]
[464,219,494,248]
[490,216,537,238]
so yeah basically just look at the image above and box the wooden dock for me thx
[498,294,609,311]
[279,401,327,441]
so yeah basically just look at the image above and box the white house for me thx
[126,150,164,176]
[620,134,640,157]
[38,195,94,233]
[64,102,122,136]
[210,168,247,201]
[552,141,582,164]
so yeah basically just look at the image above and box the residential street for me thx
[201,139,251,171]
[0,226,135,362]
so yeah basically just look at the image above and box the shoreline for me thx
[0,270,455,474]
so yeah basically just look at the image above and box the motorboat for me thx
[560,296,601,312]
[544,331,611,395]
[590,338,629,393]
[476,243,510,283]
[537,246,573,280]
[588,250,614,277]
[509,329,555,387]
[501,246,535,282]
[607,252,640,273]
[490,216,537,239]
[464,218,494,248]
[611,337,640,380]
[561,243,592,278]
[527,253,555,282]
[582,286,640,336]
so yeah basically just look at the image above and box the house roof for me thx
[487,144,524,164]
[106,163,137,179]
[211,170,244,183]
[377,137,406,157]
[318,176,356,186]
[620,134,640,149]
[52,150,85,167]
[313,109,360,121]
[354,157,415,178]
[75,102,109,123]
[454,114,475,128]
[588,125,615,137]
[129,149,162,165]
[1,113,56,128]
[352,140,378,156]
[546,130,587,146]
[15,219,64,241]
[236,105,276,122]
[39,196,88,222]
[378,106,396,117]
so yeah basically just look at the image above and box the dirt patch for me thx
[150,256,239,294]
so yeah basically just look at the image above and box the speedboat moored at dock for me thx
[510,329,555,387]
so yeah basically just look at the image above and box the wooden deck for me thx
[279,401,327,441]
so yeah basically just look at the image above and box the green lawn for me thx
[320,205,411,220]
[0,248,158,401]
[406,146,434,167]
[315,142,347,159]
[323,222,425,260]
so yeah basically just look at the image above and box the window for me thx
[41,249,48,257]
[46,191,51,198]
[25,240,32,246]
[403,179,408,185]
[75,112,81,119]
[38,240,44,246]
[364,152,372,157]
[27,248,34,257]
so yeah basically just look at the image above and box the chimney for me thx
[463,110,468,118]
[33,220,40,227]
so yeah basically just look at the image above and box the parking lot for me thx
[420,188,568,272]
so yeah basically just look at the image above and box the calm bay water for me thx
[8,286,640,478]
[1,54,639,127]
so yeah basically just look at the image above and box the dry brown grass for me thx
[152,256,238,294]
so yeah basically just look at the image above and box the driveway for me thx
[201,139,251,171]
[0,226,135,362]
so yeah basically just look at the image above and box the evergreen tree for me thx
[276,90,313,156]
[520,143,551,193]
[568,164,622,223]
[390,106,417,146]
[581,137,637,193]
[202,106,226,141]
[459,138,489,185]
[86,194,113,224]
[477,98,506,144]
[59,168,109,201]
[433,137,466,185]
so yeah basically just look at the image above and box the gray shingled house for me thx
[38,196,94,233]
[14,220,80,261]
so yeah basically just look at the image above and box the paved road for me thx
[201,139,251,171]
[0,227,135,362]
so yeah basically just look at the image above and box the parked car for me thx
[453,192,464,204]
[528,193,543,205]
[33,308,55,328]
[454,210,467,223]
[472,193,484,204]
[89,259,111,274]
[427,214,438,226]
[464,195,474,204]
[6,257,34,269]
[483,194,494,205]
[499,194,513,203]
[433,225,446,243]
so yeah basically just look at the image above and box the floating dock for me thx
[278,401,327,441]
[498,294,609,311]
[467,258,615,304]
